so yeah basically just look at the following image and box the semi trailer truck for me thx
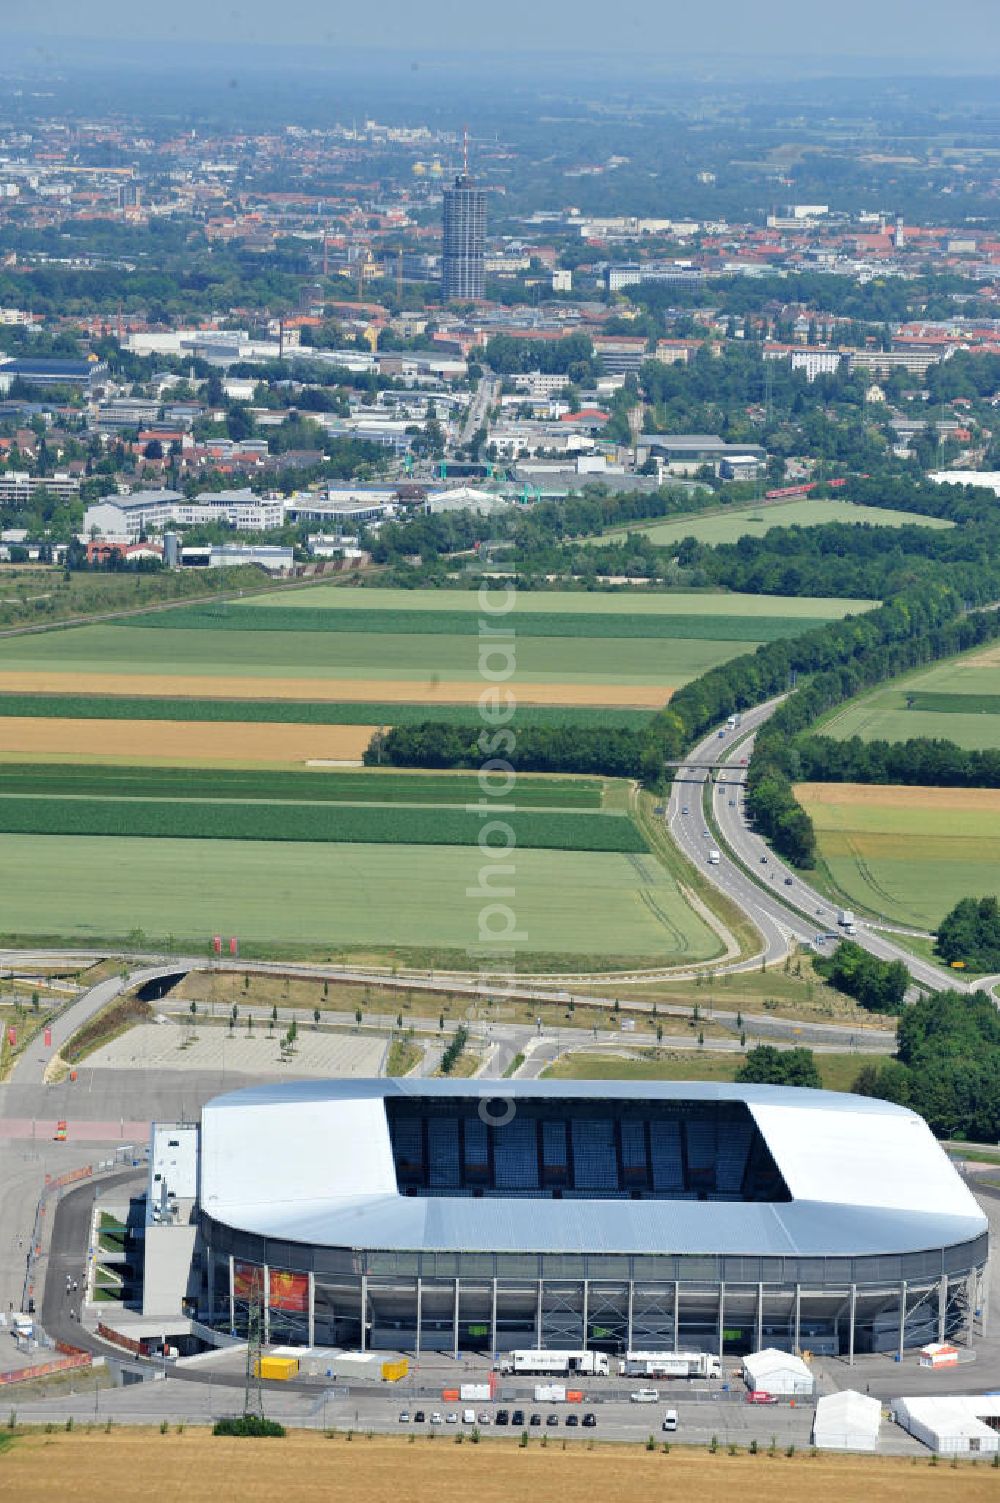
[498,1349,610,1377]
[620,1351,722,1379]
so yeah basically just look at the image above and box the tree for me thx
[736,1045,821,1089]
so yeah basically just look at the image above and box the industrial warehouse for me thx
[146,1079,988,1362]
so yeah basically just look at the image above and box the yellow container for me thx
[255,1355,299,1381]
[381,1358,408,1382]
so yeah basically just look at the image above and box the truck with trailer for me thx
[620,1350,722,1379]
[498,1349,610,1377]
[837,910,854,928]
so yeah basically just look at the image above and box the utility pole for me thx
[243,1267,265,1419]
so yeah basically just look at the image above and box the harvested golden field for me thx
[796,783,1000,814]
[0,717,373,766]
[0,1431,991,1503]
[0,671,672,707]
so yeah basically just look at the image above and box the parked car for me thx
[495,1409,509,1426]
[565,1413,580,1427]
[446,1412,458,1424]
[546,1413,559,1427]
[413,1410,425,1423]
[511,1410,524,1427]
[760,855,768,864]
[746,1391,778,1405]
[582,1412,597,1428]
[529,1413,541,1427]
[430,1411,444,1425]
[398,1411,411,1423]
[662,1410,678,1432]
[477,1412,491,1426]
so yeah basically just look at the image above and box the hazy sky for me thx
[7,0,1000,69]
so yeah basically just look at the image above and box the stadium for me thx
[181,1079,989,1360]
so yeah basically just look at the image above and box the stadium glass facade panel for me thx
[202,1219,987,1358]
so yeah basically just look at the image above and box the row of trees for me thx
[794,733,1000,791]
[367,722,660,780]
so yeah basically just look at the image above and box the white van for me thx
[462,1408,476,1425]
[662,1409,678,1432]
[630,1387,659,1404]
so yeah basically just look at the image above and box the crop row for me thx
[0,798,647,852]
[0,693,654,732]
[908,692,1000,716]
[0,763,603,810]
[121,604,824,644]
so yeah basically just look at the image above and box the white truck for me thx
[837,910,855,928]
[460,1383,491,1401]
[707,848,720,865]
[620,1350,721,1380]
[533,1383,567,1402]
[499,1349,610,1377]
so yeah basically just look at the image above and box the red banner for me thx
[229,936,239,957]
[233,1260,261,1300]
[212,935,222,955]
[44,1026,52,1047]
[269,1270,308,1314]
[6,1027,15,1048]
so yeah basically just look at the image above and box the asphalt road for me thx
[668,702,976,997]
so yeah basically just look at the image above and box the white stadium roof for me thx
[196,1080,987,1256]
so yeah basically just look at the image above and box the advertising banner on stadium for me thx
[233,1260,261,1299]
[268,1269,309,1313]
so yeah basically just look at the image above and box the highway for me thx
[667,700,976,997]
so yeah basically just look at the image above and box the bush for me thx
[212,1415,286,1438]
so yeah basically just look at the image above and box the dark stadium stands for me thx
[386,1097,790,1202]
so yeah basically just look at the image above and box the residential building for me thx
[0,470,81,504]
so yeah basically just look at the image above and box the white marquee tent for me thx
[893,1396,1000,1456]
[813,1390,881,1451]
[742,1348,814,1398]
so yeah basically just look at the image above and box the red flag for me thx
[44,1026,52,1047]
[212,935,222,955]
[229,936,238,957]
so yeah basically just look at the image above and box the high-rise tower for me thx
[441,138,485,302]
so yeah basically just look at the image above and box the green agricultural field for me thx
[253,585,873,618]
[125,603,833,643]
[797,782,1000,930]
[0,834,719,965]
[0,795,645,852]
[0,620,756,686]
[0,762,604,809]
[822,648,1000,750]
[0,694,656,730]
[594,497,952,549]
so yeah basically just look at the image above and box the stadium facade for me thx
[176,1080,988,1360]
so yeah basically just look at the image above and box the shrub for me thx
[212,1416,286,1438]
